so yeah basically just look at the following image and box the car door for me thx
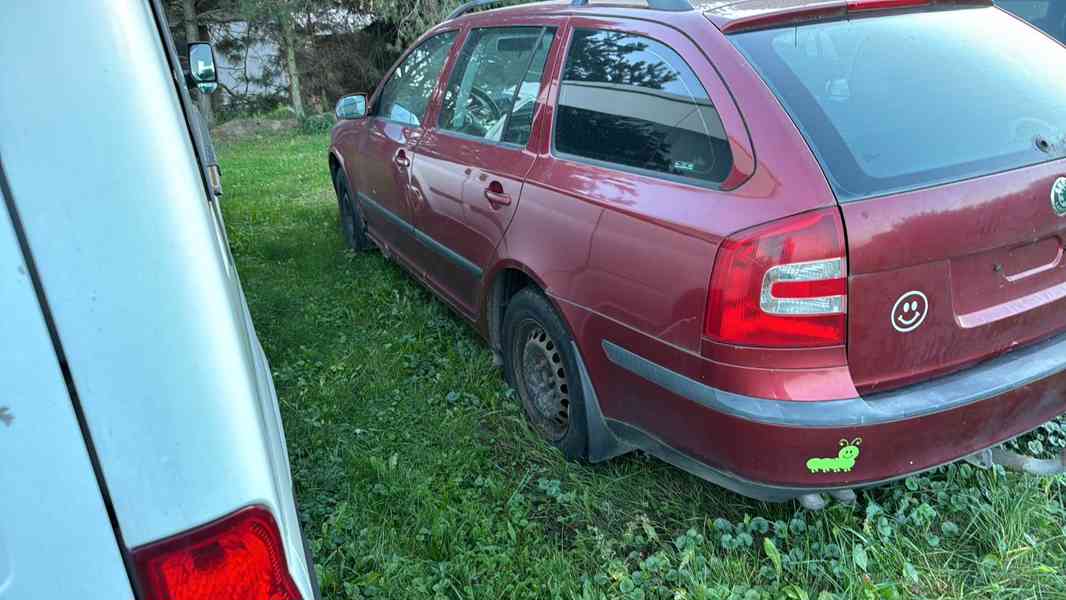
[411,23,560,315]
[357,30,458,267]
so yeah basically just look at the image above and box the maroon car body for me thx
[329,0,1066,500]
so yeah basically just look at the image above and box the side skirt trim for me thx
[357,192,483,280]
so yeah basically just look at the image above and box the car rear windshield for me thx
[730,7,1066,202]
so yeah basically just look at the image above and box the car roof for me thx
[444,0,711,26]
[448,0,991,33]
[702,0,994,33]
[701,0,849,32]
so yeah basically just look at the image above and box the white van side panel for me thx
[0,1,313,597]
[0,198,133,600]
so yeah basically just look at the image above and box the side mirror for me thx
[188,42,218,95]
[336,94,368,120]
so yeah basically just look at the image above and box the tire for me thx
[502,288,589,461]
[333,169,372,251]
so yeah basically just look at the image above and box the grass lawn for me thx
[219,132,1066,600]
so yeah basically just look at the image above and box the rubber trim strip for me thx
[602,331,1066,428]
[358,191,483,279]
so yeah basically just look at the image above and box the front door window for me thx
[374,31,457,126]
[438,27,556,145]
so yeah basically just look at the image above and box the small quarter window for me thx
[440,27,556,145]
[554,29,733,185]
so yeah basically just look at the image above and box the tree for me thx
[230,0,316,118]
[369,0,530,50]
[165,0,231,123]
[168,0,532,120]
[180,0,216,124]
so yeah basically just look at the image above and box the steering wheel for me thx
[465,87,502,131]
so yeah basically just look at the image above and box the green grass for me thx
[219,132,1066,600]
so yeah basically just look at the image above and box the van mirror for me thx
[336,94,368,120]
[188,42,218,94]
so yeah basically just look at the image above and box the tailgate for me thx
[844,163,1066,392]
[0,199,132,598]
[729,5,1066,392]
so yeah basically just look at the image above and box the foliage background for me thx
[163,0,523,122]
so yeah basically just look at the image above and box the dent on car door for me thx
[356,30,457,269]
[411,25,559,315]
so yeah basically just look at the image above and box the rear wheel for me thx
[333,170,371,251]
[503,288,588,460]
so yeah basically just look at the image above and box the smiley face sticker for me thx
[891,291,928,333]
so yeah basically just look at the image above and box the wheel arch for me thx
[327,148,345,188]
[482,260,550,356]
[484,259,632,464]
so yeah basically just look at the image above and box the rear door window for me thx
[439,27,556,145]
[731,7,1066,202]
[553,28,734,186]
[374,31,457,126]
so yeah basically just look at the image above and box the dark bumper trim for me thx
[602,332,1066,428]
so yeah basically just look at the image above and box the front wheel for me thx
[502,288,589,461]
[333,170,372,251]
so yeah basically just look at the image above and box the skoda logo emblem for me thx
[1053,177,1066,217]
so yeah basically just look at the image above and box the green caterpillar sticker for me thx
[806,438,862,474]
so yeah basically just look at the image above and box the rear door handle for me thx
[394,150,411,169]
[484,181,511,208]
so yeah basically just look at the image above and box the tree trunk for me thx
[181,0,198,48]
[181,0,214,125]
[282,16,305,118]
[198,22,218,124]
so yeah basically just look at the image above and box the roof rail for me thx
[572,0,694,9]
[446,0,504,21]
[447,0,695,20]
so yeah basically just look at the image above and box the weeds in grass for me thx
[220,132,1066,600]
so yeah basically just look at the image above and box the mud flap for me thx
[572,341,634,463]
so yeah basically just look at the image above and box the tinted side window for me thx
[439,27,556,144]
[374,31,457,126]
[555,29,733,185]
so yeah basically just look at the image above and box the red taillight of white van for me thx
[704,208,847,348]
[132,506,304,600]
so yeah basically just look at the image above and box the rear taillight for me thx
[132,506,304,600]
[704,208,847,348]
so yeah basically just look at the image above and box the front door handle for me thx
[394,150,411,169]
[484,181,511,208]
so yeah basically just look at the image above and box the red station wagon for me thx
[328,0,1066,508]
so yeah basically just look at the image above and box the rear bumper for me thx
[599,332,1066,499]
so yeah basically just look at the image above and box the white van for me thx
[0,2,317,598]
